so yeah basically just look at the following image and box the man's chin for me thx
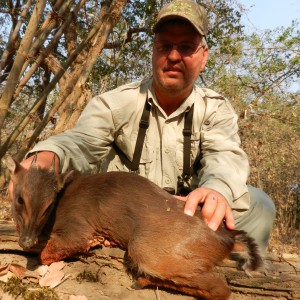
[161,78,184,91]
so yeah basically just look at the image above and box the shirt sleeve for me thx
[198,93,250,205]
[28,94,115,173]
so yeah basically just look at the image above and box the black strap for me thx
[112,98,151,172]
[131,99,151,172]
[113,99,195,177]
[182,104,194,180]
[112,142,132,170]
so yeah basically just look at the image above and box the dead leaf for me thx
[39,270,65,287]
[9,263,27,279]
[34,265,49,277]
[48,261,66,272]
[0,264,10,277]
[0,263,28,280]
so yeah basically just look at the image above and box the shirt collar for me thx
[148,79,195,119]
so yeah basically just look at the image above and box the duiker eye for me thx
[17,196,24,206]
[42,203,54,218]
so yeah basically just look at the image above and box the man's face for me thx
[152,21,208,98]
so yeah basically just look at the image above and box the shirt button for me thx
[165,148,169,154]
[165,178,170,184]
[204,120,210,125]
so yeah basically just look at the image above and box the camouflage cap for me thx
[153,0,208,38]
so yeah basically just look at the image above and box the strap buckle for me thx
[139,119,149,129]
[182,128,192,136]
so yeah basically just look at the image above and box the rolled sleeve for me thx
[28,95,115,173]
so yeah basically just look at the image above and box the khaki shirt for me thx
[29,78,250,215]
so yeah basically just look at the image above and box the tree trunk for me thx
[0,0,47,130]
[0,0,128,160]
[53,0,128,134]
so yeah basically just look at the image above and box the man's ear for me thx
[200,47,209,71]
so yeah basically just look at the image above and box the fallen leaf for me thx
[39,270,65,287]
[0,263,28,280]
[48,261,66,272]
[0,264,10,277]
[9,263,27,279]
[34,265,49,277]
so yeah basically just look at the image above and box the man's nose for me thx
[167,46,182,60]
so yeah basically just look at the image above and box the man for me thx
[9,0,275,254]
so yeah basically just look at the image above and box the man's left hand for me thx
[175,187,235,231]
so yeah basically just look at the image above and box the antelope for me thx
[7,155,263,300]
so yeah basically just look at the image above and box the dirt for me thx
[0,246,286,300]
[0,247,197,300]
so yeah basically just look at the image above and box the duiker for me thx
[7,155,263,300]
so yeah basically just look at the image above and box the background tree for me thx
[0,0,244,162]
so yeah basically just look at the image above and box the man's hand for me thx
[8,151,60,201]
[175,187,235,231]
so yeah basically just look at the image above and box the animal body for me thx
[7,156,263,300]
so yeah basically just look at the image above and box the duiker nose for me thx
[19,235,38,249]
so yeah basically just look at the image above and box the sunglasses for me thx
[154,41,204,57]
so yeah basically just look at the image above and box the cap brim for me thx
[153,15,206,37]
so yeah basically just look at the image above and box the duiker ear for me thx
[6,155,25,175]
[57,170,75,191]
[30,152,38,168]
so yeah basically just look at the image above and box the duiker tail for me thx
[230,230,264,274]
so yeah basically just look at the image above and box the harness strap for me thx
[113,99,194,178]
[182,104,194,180]
[131,99,151,172]
[112,98,151,172]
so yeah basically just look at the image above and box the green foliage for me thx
[76,270,100,283]
[89,0,245,93]
[0,276,59,300]
[0,276,28,298]
[24,287,59,300]
[205,21,300,114]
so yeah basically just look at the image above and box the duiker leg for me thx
[125,235,231,299]
[132,270,230,300]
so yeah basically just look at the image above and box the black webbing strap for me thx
[182,104,194,180]
[112,142,132,170]
[112,98,151,172]
[113,99,194,177]
[130,99,151,172]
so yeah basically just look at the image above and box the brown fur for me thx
[7,156,263,300]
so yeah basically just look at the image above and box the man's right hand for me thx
[8,151,60,201]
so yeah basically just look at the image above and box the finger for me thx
[183,189,204,216]
[174,195,187,202]
[206,199,227,231]
[201,194,219,225]
[224,204,235,230]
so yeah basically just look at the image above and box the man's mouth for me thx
[164,67,182,73]
[163,67,183,77]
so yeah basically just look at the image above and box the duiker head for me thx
[6,155,73,249]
